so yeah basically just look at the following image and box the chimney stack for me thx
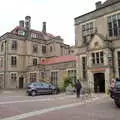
[95,1,102,9]
[42,21,46,33]
[19,20,24,27]
[25,16,31,30]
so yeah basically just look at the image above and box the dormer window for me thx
[18,30,25,36]
[31,33,37,38]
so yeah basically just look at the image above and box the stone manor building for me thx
[75,0,120,93]
[0,16,76,89]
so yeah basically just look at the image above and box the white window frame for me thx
[30,72,37,82]
[0,57,3,68]
[18,30,25,36]
[10,72,17,82]
[11,55,17,66]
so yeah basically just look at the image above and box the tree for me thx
[63,76,74,88]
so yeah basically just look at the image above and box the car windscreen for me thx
[48,84,56,89]
[115,81,120,88]
[26,83,32,87]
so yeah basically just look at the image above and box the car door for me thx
[48,84,53,93]
[33,83,42,94]
[38,82,45,94]
[42,83,49,94]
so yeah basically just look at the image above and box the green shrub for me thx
[63,76,74,89]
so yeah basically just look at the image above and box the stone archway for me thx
[94,73,105,93]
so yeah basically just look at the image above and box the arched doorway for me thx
[94,73,105,93]
[19,76,24,88]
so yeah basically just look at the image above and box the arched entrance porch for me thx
[94,73,105,93]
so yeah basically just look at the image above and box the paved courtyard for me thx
[0,90,119,120]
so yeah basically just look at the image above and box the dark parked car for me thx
[109,80,120,108]
[26,82,59,96]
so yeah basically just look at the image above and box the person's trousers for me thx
[76,89,80,98]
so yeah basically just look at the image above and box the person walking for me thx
[110,78,115,89]
[75,79,82,98]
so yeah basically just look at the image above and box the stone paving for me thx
[0,89,110,120]
[0,89,26,96]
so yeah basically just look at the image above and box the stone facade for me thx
[0,16,76,89]
[75,0,120,93]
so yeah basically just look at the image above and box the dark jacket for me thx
[75,82,82,90]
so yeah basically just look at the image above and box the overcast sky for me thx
[0,0,106,45]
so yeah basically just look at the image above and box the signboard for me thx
[89,68,105,72]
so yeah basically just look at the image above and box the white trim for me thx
[50,70,59,72]
[81,19,96,25]
[105,11,120,17]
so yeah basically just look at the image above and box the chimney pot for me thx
[95,1,102,9]
[42,21,46,33]
[25,16,31,29]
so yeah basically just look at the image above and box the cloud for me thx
[0,0,106,45]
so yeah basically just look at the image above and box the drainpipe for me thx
[111,48,115,78]
[106,39,115,79]
[4,40,7,88]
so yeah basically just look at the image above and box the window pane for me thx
[83,36,87,44]
[1,42,4,52]
[108,16,111,23]
[11,41,17,50]
[112,15,117,21]
[113,20,118,36]
[89,22,93,29]
[92,53,95,64]
[82,25,85,31]
[33,59,37,65]
[33,44,38,53]
[96,53,99,64]
[11,56,17,66]
[50,46,52,52]
[115,81,120,88]
[108,23,113,36]
[100,52,104,63]
[30,73,36,82]
[42,46,46,54]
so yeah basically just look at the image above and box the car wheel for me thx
[31,90,37,96]
[52,90,57,94]
[27,93,31,96]
[115,100,120,108]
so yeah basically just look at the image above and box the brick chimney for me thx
[19,20,24,27]
[25,16,31,30]
[95,1,102,9]
[42,22,46,33]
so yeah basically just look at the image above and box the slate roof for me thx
[11,26,56,40]
[100,0,120,9]
[40,56,76,65]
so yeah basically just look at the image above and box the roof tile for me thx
[40,56,76,65]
